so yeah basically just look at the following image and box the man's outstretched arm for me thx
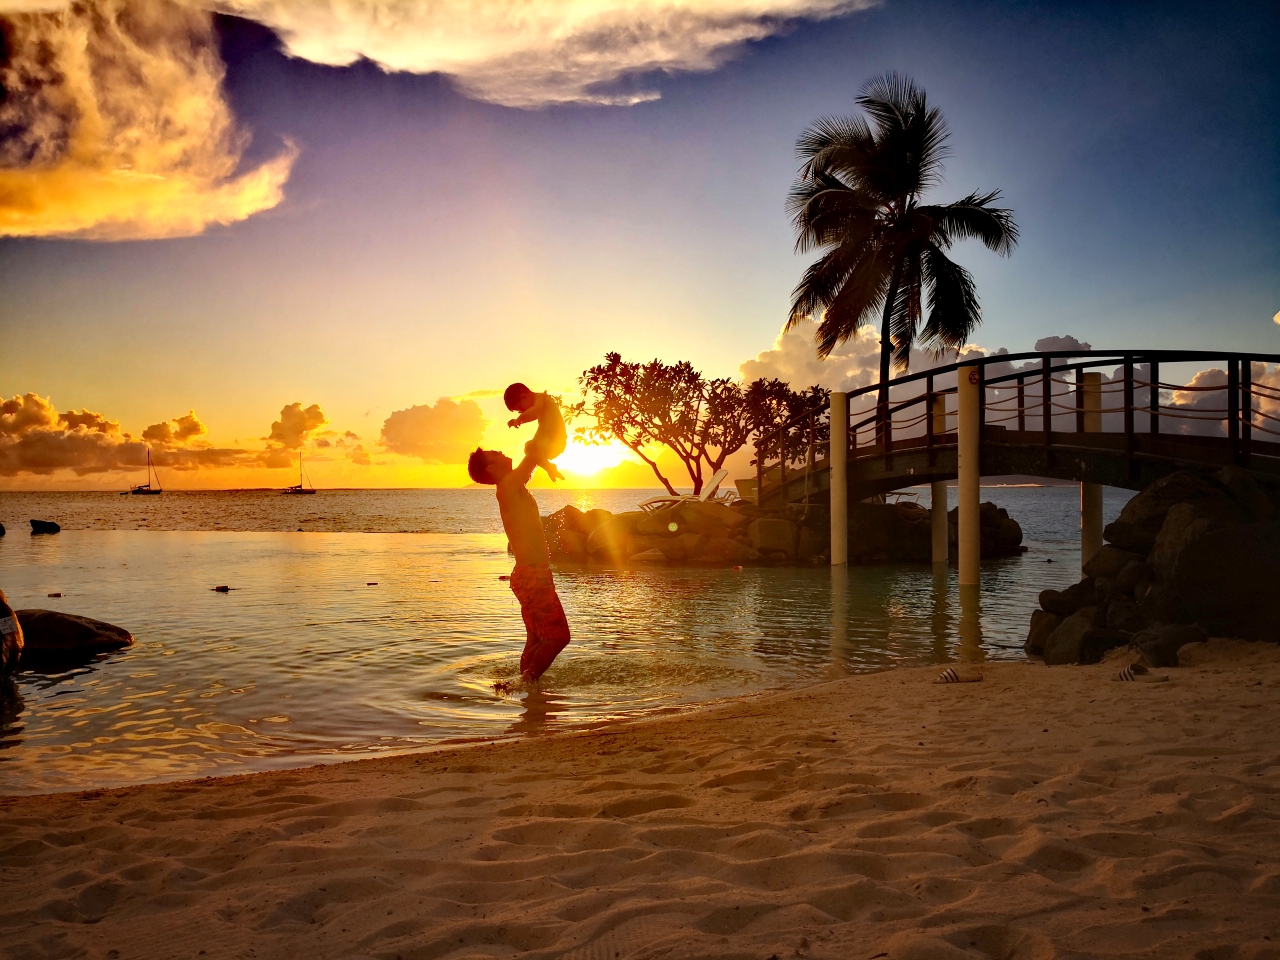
[511,454,537,487]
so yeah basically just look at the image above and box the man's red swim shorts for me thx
[509,564,571,682]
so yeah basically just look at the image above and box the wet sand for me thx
[2,639,1279,960]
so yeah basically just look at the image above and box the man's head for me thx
[504,382,535,413]
[467,448,512,485]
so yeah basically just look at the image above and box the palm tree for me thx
[787,73,1018,424]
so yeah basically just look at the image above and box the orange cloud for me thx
[0,0,296,240]
[142,410,207,445]
[381,398,486,463]
[268,402,328,449]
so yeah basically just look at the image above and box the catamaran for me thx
[282,452,317,494]
[125,449,163,495]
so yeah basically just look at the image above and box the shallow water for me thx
[0,486,1131,794]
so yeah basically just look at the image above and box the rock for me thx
[675,501,748,538]
[634,506,680,537]
[1139,580,1182,625]
[1043,608,1096,665]
[1082,545,1144,580]
[30,519,60,534]
[1093,577,1115,611]
[0,521,5,536]
[1114,560,1154,598]
[1024,609,1060,657]
[1103,469,1235,554]
[948,502,1024,558]
[698,537,762,564]
[1,589,23,675]
[748,518,797,557]
[542,507,592,560]
[1215,465,1275,522]
[14,610,133,669]
[796,526,829,561]
[1106,598,1145,633]
[1038,578,1095,618]
[667,533,707,562]
[1149,500,1242,580]
[1078,627,1132,665]
[1130,623,1208,668]
[1171,521,1280,642]
[628,548,667,564]
[852,502,931,561]
[586,513,643,565]
[580,509,613,536]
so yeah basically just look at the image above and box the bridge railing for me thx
[756,349,1280,503]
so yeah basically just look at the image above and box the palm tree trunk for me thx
[877,265,902,443]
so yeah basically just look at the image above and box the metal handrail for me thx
[756,349,1280,503]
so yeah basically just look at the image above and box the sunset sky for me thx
[2,0,1277,489]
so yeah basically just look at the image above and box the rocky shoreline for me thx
[1025,465,1280,666]
[539,495,1025,566]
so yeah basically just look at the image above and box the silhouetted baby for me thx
[505,383,566,482]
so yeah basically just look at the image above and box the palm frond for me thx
[920,244,980,352]
[920,191,1019,255]
[889,246,924,370]
[811,248,896,357]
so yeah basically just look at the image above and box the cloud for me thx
[142,410,207,444]
[267,401,328,449]
[349,443,371,466]
[206,0,872,107]
[0,0,296,240]
[1033,335,1092,353]
[380,397,486,463]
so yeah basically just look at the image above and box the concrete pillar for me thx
[930,395,948,564]
[957,364,982,587]
[1081,372,1103,572]
[829,391,848,566]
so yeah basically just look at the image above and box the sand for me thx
[3,640,1280,960]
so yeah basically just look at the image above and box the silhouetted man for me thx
[467,447,571,683]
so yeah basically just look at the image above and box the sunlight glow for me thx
[556,438,636,476]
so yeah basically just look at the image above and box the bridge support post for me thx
[1081,373,1103,572]
[829,391,848,566]
[957,364,981,587]
[931,395,948,564]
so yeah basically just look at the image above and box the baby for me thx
[504,383,566,482]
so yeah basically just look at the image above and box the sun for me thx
[556,438,635,477]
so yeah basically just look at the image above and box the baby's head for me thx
[467,448,510,485]
[504,383,535,413]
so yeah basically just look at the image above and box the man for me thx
[467,447,571,683]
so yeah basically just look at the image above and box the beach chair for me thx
[638,469,731,513]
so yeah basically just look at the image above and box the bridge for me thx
[754,349,1280,585]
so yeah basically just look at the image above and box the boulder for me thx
[1106,598,1146,633]
[796,526,829,561]
[1114,560,1154,599]
[1,589,23,675]
[1042,608,1096,665]
[851,502,931,561]
[1038,578,1095,618]
[580,509,613,536]
[635,506,681,537]
[1139,580,1182,626]
[1130,623,1208,668]
[1024,609,1060,657]
[14,610,133,669]
[748,518,797,557]
[1214,465,1275,522]
[1092,577,1115,612]
[542,507,591,560]
[947,502,1024,558]
[697,537,762,564]
[30,519,60,534]
[1082,545,1144,581]
[1078,627,1132,665]
[587,513,644,565]
[1103,469,1235,554]
[628,548,667,564]
[1171,521,1280,642]
[660,533,705,562]
[1149,500,1242,580]
[0,521,5,536]
[675,501,748,538]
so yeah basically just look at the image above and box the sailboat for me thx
[125,449,163,495]
[282,451,317,495]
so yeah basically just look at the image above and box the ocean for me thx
[0,486,1132,794]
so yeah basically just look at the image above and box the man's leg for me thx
[511,566,570,683]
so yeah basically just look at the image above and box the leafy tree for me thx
[787,72,1018,422]
[568,353,825,494]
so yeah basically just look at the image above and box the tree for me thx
[568,353,825,494]
[787,72,1018,423]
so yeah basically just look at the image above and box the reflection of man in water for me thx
[467,447,571,684]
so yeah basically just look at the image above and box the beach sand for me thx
[3,640,1280,960]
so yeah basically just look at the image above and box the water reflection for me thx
[0,678,23,752]
[958,584,984,663]
[930,564,951,662]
